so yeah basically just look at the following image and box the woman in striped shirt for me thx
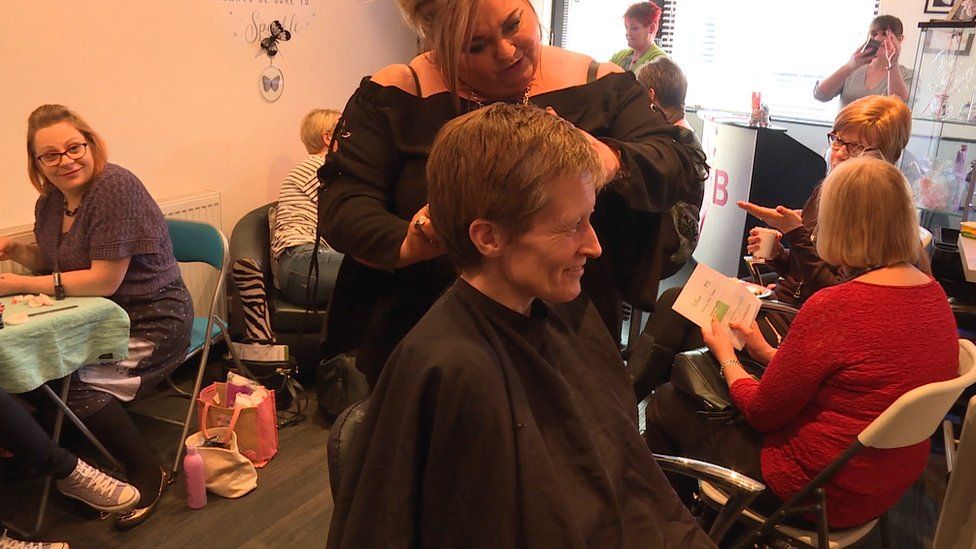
[272,109,344,307]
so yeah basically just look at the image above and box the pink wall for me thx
[0,0,415,235]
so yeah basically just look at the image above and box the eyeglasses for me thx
[827,133,878,158]
[36,142,89,167]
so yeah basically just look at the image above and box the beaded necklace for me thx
[463,82,532,108]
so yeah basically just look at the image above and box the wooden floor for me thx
[3,365,334,548]
[2,359,950,549]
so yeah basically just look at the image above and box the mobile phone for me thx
[861,38,881,56]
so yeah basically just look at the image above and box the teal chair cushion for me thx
[188,317,223,358]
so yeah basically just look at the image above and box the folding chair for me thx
[700,339,976,549]
[164,219,246,474]
[934,394,976,549]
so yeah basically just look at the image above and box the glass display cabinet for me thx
[902,20,976,232]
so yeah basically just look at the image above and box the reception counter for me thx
[694,113,826,277]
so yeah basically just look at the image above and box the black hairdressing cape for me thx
[327,280,714,548]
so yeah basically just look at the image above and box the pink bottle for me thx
[184,445,207,509]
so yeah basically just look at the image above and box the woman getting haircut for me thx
[0,105,192,529]
[318,0,706,388]
[327,103,713,548]
[645,157,957,529]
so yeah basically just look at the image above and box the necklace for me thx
[464,82,532,109]
[64,197,83,217]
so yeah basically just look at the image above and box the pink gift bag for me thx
[196,382,278,467]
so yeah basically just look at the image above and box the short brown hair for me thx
[300,109,342,154]
[816,157,918,269]
[637,57,687,109]
[427,104,602,271]
[624,2,662,27]
[27,104,108,195]
[397,0,540,103]
[870,15,904,37]
[833,95,911,164]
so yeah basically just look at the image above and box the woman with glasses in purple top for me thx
[0,105,192,530]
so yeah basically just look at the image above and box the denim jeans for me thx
[0,388,77,520]
[277,243,344,308]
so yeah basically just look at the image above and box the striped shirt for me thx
[271,154,329,260]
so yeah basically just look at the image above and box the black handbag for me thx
[670,347,765,422]
[317,353,369,423]
[236,357,308,428]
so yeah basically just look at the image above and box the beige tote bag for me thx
[185,409,258,498]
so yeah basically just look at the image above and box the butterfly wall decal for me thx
[260,20,291,58]
[262,74,281,92]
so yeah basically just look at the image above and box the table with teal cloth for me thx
[0,295,129,537]
[0,296,130,393]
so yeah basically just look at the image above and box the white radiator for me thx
[0,190,224,319]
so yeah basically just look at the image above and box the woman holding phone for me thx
[814,15,912,107]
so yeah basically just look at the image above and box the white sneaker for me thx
[0,531,68,549]
[55,460,140,513]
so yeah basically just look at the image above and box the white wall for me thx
[0,0,415,235]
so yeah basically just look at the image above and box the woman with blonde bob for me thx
[327,104,712,548]
[645,157,958,529]
[630,95,918,399]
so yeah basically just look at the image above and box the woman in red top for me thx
[645,157,958,528]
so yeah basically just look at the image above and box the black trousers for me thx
[0,389,76,479]
[644,383,823,529]
[0,388,77,521]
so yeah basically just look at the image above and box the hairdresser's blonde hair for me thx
[816,157,919,269]
[27,105,108,195]
[427,104,601,271]
[833,95,911,164]
[397,0,540,102]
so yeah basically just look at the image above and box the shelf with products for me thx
[912,116,976,126]
[901,22,976,231]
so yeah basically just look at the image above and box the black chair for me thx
[227,202,327,371]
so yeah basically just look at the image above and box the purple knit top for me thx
[33,163,181,297]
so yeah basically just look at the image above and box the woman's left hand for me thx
[883,30,901,66]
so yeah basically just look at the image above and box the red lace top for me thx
[730,278,957,527]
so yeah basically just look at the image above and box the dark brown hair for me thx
[870,15,904,37]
